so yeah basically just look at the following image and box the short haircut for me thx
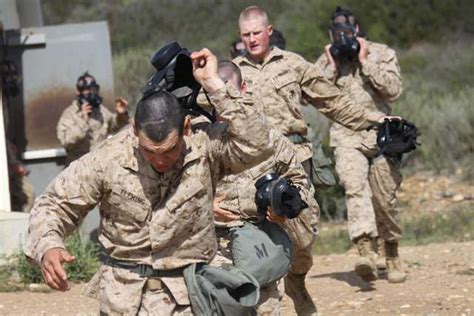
[239,6,270,26]
[134,91,185,142]
[218,61,242,88]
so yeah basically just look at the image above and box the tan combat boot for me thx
[375,237,387,270]
[385,241,407,283]
[354,235,378,282]
[284,272,317,315]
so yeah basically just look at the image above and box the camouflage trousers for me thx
[85,265,192,315]
[282,206,318,275]
[211,228,280,315]
[280,159,320,275]
[334,147,402,242]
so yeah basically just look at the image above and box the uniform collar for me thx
[237,47,284,68]
[119,127,140,172]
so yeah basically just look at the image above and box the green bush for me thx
[313,206,474,255]
[313,225,352,255]
[14,233,100,284]
[15,248,43,284]
[113,47,154,113]
[401,206,474,246]
[395,40,474,178]
[0,263,23,292]
[42,0,473,60]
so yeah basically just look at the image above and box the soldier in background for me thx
[234,6,400,315]
[56,72,129,165]
[315,6,406,284]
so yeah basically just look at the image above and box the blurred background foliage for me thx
[41,0,473,221]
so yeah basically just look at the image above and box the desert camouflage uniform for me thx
[233,47,385,279]
[56,100,129,165]
[315,41,403,242]
[26,84,273,315]
[233,47,385,164]
[208,127,320,315]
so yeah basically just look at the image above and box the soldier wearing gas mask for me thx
[56,72,129,165]
[316,6,406,284]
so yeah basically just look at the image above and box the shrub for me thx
[14,233,100,284]
[313,206,474,254]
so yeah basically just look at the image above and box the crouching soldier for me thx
[25,47,274,315]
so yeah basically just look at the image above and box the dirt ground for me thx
[1,241,473,315]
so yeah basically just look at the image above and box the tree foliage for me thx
[42,0,472,59]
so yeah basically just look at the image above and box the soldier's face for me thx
[136,129,185,173]
[239,18,273,62]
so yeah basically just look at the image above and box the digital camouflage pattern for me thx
[56,100,129,164]
[316,41,403,242]
[233,47,385,162]
[213,128,320,276]
[315,41,402,150]
[26,84,273,315]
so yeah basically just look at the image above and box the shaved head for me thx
[239,6,270,27]
[218,61,242,89]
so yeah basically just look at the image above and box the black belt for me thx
[104,256,184,278]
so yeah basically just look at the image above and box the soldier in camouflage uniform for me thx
[234,6,398,315]
[56,72,129,165]
[197,61,319,315]
[315,7,406,284]
[25,48,274,315]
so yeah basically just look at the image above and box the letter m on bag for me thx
[254,243,269,259]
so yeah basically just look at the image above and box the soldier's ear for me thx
[267,25,273,36]
[183,116,192,136]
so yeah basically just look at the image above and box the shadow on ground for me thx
[310,270,378,292]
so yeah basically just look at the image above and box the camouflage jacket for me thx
[26,84,272,314]
[56,100,129,164]
[233,47,385,137]
[214,127,318,227]
[315,41,403,150]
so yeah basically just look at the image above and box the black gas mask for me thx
[329,23,360,62]
[255,173,308,219]
[142,42,215,122]
[374,119,420,159]
[77,72,102,108]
